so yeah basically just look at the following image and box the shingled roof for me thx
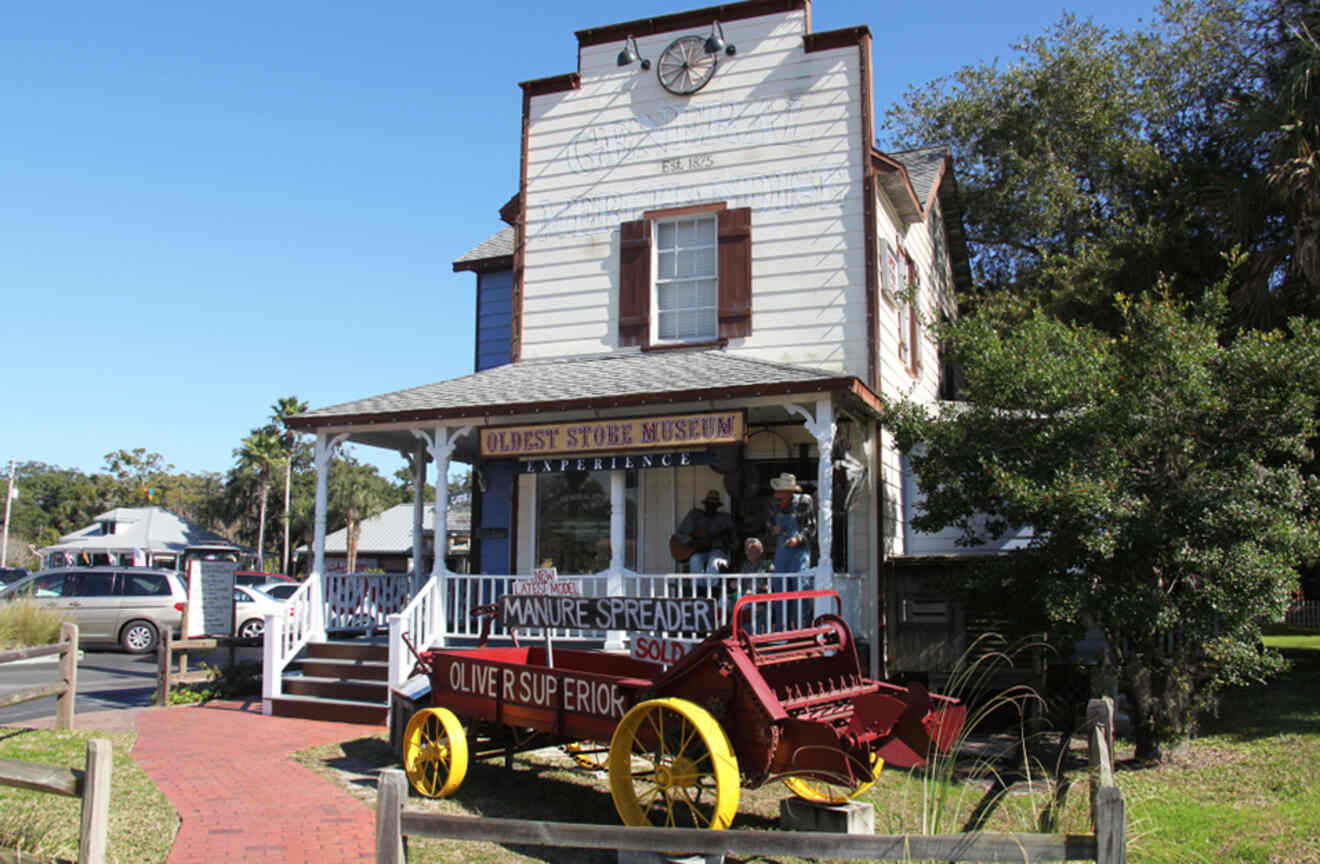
[890,146,948,209]
[452,226,515,272]
[288,349,880,428]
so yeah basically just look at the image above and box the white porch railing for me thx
[261,572,324,710]
[388,572,445,691]
[385,571,865,692]
[324,571,412,632]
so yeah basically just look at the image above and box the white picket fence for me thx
[1285,601,1320,631]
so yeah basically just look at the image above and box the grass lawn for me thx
[295,638,1320,864]
[0,728,178,864]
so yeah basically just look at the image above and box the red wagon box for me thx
[398,589,966,830]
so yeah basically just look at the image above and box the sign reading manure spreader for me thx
[498,594,717,634]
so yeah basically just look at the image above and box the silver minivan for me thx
[1,567,186,653]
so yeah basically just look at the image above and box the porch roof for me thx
[287,349,881,431]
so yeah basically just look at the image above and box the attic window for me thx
[100,521,115,536]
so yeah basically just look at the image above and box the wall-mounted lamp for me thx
[617,35,651,70]
[705,20,736,56]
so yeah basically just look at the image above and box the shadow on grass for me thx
[1201,648,1320,742]
[309,733,790,864]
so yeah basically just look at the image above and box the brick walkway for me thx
[133,700,382,863]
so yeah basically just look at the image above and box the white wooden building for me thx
[267,0,986,723]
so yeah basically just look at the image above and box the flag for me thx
[132,547,146,567]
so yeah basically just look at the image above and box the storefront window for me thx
[536,470,638,573]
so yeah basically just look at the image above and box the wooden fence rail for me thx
[0,738,111,864]
[0,623,79,729]
[375,697,1127,864]
[155,632,260,706]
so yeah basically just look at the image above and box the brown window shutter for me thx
[718,207,752,339]
[619,219,651,347]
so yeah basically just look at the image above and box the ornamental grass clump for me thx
[0,595,67,650]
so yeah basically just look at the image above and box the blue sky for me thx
[2,0,1160,480]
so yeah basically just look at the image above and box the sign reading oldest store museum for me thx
[480,410,744,459]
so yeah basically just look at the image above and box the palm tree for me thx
[271,396,309,575]
[233,426,286,571]
[328,454,394,573]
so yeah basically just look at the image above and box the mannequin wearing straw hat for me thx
[769,472,815,607]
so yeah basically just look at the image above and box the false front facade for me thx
[272,0,975,718]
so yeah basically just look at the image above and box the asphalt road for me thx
[0,645,262,725]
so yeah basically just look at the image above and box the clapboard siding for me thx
[521,8,864,374]
[476,270,514,372]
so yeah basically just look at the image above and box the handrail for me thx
[388,571,442,691]
[261,571,322,707]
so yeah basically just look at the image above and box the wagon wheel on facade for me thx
[607,698,740,830]
[403,707,469,798]
[563,740,610,771]
[781,752,883,804]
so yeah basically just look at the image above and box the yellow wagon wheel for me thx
[608,698,740,830]
[781,752,884,804]
[403,707,468,798]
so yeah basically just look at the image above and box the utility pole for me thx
[1,459,14,567]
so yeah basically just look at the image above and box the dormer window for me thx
[100,521,115,536]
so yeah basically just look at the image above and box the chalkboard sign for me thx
[187,560,238,636]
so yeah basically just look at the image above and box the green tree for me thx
[231,427,286,569]
[1227,3,1320,327]
[328,452,398,573]
[271,396,310,575]
[882,2,1265,330]
[884,289,1320,759]
[102,448,174,505]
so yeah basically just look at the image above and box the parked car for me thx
[234,570,295,587]
[0,567,186,653]
[255,581,300,601]
[232,584,290,638]
[0,567,30,589]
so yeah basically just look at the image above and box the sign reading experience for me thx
[480,410,744,459]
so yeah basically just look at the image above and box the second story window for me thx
[654,216,718,342]
[618,205,752,349]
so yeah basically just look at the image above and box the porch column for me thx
[410,440,427,593]
[788,398,835,617]
[312,431,349,640]
[414,424,474,644]
[606,470,627,651]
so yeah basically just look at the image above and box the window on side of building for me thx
[653,215,718,343]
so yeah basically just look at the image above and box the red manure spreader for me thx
[400,589,965,830]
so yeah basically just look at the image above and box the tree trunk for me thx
[346,506,360,573]
[281,458,293,575]
[256,479,270,572]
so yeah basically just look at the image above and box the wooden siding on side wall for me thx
[519,9,868,377]
[476,270,514,371]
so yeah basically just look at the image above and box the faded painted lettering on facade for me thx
[566,95,806,175]
[532,167,850,240]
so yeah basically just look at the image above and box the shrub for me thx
[0,596,68,650]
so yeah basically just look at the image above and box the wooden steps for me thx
[268,640,390,725]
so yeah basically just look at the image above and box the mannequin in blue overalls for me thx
[769,472,815,628]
